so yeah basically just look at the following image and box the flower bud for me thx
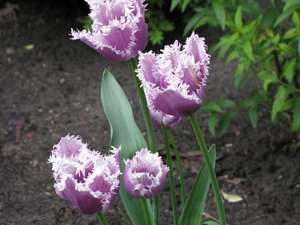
[123,148,169,198]
[49,135,121,214]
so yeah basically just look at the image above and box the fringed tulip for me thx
[71,0,148,62]
[136,32,210,127]
[123,148,169,198]
[48,135,121,214]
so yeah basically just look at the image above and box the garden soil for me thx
[0,0,299,224]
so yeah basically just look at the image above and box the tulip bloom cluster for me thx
[49,135,121,214]
[49,135,169,214]
[137,32,210,128]
[71,0,148,62]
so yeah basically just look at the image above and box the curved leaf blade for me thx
[101,69,149,225]
[180,145,216,225]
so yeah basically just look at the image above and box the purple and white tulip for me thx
[71,0,148,62]
[123,148,169,198]
[48,135,121,214]
[136,32,210,127]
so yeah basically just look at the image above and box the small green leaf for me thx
[182,0,192,12]
[279,43,297,56]
[234,5,243,30]
[226,50,239,64]
[218,111,239,137]
[271,86,286,121]
[237,99,256,108]
[170,0,181,11]
[221,190,243,203]
[292,98,300,131]
[24,44,34,50]
[243,40,255,61]
[208,112,218,136]
[199,101,223,112]
[217,99,236,108]
[248,105,258,128]
[282,58,296,84]
[274,3,300,27]
[212,0,226,30]
[283,0,299,12]
[202,221,220,225]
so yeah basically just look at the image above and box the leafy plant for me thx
[175,0,300,136]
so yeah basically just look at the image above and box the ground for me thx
[0,1,299,225]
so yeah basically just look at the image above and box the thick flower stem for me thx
[189,114,226,225]
[167,129,186,206]
[140,198,152,225]
[96,211,109,225]
[130,57,157,152]
[162,124,179,225]
[130,57,159,224]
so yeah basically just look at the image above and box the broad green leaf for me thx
[217,99,236,108]
[179,145,216,225]
[208,112,218,136]
[101,69,149,225]
[212,0,226,30]
[274,3,300,27]
[218,111,239,137]
[234,5,243,30]
[248,105,258,128]
[262,8,277,28]
[292,98,300,131]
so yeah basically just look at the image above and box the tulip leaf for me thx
[202,221,220,225]
[179,145,216,225]
[101,69,149,225]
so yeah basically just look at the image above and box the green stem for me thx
[189,114,226,225]
[162,124,179,225]
[96,211,109,225]
[130,57,159,224]
[141,198,152,225]
[130,57,157,152]
[152,196,160,225]
[167,129,186,206]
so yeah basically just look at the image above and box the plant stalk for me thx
[96,211,109,225]
[189,114,226,225]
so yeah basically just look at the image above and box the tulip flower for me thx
[71,0,148,62]
[136,32,210,125]
[123,148,169,198]
[48,134,121,214]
